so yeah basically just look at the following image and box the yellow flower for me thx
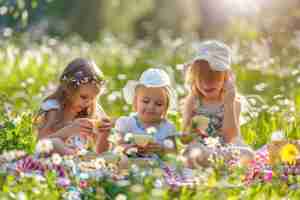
[279,143,299,165]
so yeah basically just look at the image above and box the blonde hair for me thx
[36,58,105,129]
[133,85,170,117]
[185,60,229,100]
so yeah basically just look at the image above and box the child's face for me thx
[70,83,100,113]
[194,60,226,100]
[134,86,168,124]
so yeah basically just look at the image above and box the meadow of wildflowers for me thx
[1,34,300,199]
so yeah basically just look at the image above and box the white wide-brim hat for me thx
[190,40,232,72]
[123,68,177,111]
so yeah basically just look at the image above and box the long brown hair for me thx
[39,58,105,126]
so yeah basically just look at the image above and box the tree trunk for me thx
[67,0,103,41]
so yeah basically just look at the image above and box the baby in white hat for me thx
[115,68,177,156]
[182,40,241,144]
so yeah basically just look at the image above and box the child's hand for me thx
[94,118,113,153]
[94,118,113,142]
[63,118,93,138]
[224,72,236,104]
[147,142,162,152]
[138,142,162,154]
[180,132,200,144]
[97,118,113,133]
[195,128,208,138]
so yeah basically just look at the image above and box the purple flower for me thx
[57,177,71,188]
[52,164,66,177]
[281,174,289,182]
[294,167,300,175]
[16,156,45,174]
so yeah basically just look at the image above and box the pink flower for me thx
[263,170,273,182]
[79,180,88,189]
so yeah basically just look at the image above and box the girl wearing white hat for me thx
[182,40,241,144]
[180,40,254,168]
[115,68,177,155]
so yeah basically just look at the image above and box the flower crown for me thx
[61,70,105,88]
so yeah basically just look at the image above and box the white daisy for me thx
[51,153,62,165]
[124,133,133,142]
[36,139,53,154]
[204,137,220,148]
[271,130,285,141]
[146,127,157,135]
[115,194,127,200]
[163,139,175,149]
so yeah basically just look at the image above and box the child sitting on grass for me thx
[36,58,112,155]
[180,40,254,168]
[115,68,178,157]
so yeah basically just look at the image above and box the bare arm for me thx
[38,110,63,139]
[38,110,78,155]
[95,130,110,154]
[38,110,93,140]
[95,118,112,154]
[222,99,241,143]
[181,95,196,132]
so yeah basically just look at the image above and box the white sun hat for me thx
[191,40,232,71]
[123,68,177,111]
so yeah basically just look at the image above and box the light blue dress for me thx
[115,113,177,145]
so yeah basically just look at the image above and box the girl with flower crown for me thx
[36,58,112,155]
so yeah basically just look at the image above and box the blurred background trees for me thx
[1,0,300,45]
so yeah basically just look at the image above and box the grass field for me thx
[1,35,300,199]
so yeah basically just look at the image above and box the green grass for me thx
[1,35,300,199]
